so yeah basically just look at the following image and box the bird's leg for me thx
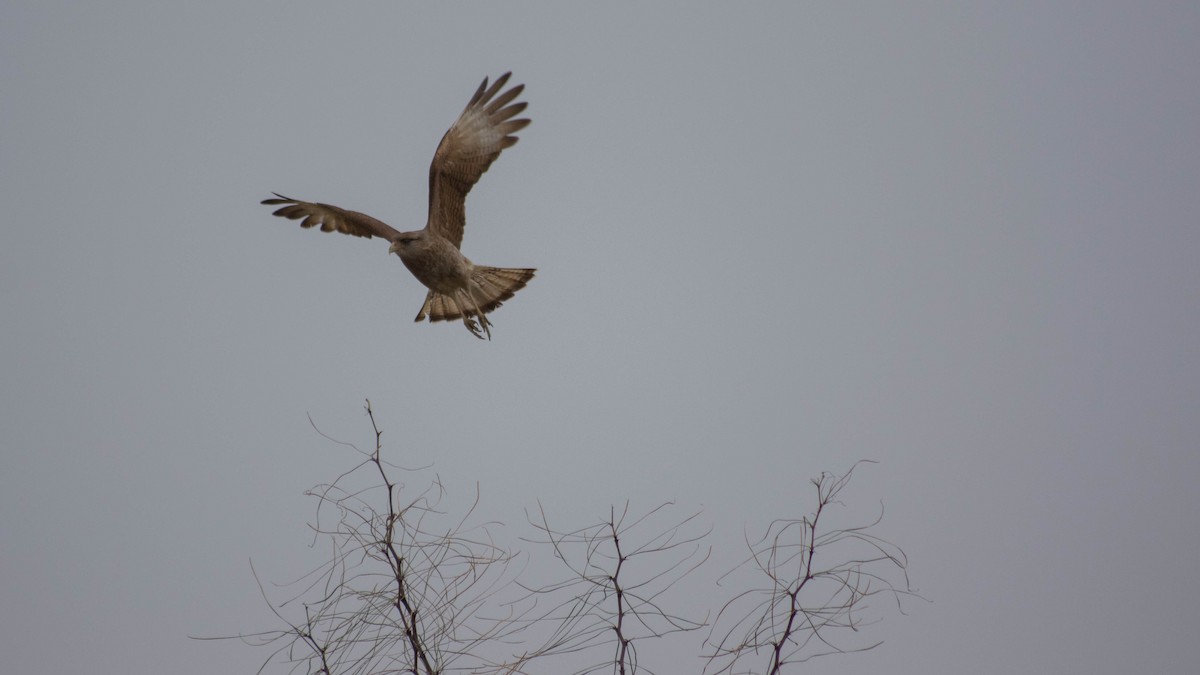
[456,289,490,340]
[460,288,492,341]
[462,316,483,339]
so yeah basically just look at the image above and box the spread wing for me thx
[261,193,402,241]
[426,72,530,249]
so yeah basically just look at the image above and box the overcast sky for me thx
[3,2,1199,673]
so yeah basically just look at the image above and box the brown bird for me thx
[263,73,534,340]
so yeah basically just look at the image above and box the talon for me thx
[463,315,486,339]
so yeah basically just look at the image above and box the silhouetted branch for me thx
[516,501,711,674]
[207,400,537,675]
[702,461,915,675]
[202,408,916,675]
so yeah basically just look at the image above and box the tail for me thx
[414,267,536,339]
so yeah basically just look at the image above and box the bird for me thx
[262,72,534,340]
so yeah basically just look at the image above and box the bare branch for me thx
[201,408,916,675]
[515,500,711,674]
[208,400,539,675]
[703,461,918,675]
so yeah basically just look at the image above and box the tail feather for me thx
[413,267,535,336]
[471,266,535,313]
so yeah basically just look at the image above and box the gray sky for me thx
[3,2,1198,673]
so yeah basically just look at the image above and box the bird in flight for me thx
[263,72,534,340]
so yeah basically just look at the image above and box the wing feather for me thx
[261,193,402,241]
[426,72,530,249]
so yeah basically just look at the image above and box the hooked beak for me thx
[388,242,400,255]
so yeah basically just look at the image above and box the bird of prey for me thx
[263,72,534,340]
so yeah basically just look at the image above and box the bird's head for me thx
[388,232,424,256]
